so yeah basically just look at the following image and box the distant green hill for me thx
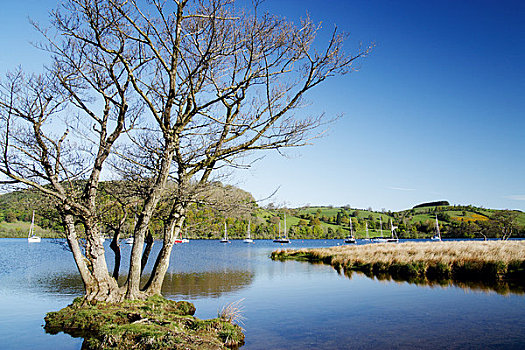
[0,187,523,239]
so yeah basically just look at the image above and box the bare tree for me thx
[492,210,518,240]
[0,0,372,302]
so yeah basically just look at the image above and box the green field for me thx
[0,221,59,238]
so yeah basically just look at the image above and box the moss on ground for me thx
[45,295,244,349]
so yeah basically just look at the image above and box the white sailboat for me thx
[431,216,442,241]
[274,214,290,243]
[361,222,370,241]
[373,217,389,243]
[386,219,399,243]
[243,220,254,243]
[344,218,356,243]
[27,211,41,243]
[220,222,230,243]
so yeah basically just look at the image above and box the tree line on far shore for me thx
[1,187,523,240]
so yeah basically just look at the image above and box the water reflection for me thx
[38,273,84,295]
[340,266,525,295]
[35,270,254,299]
[161,270,254,298]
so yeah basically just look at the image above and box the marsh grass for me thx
[219,298,246,330]
[272,241,525,292]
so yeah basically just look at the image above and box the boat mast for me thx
[435,216,441,239]
[390,219,398,239]
[224,222,227,240]
[365,222,369,239]
[284,214,287,239]
[349,218,353,237]
[28,210,35,238]
[247,220,251,239]
[380,216,383,238]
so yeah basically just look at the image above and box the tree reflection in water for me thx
[339,267,525,296]
[161,271,254,298]
[38,270,254,299]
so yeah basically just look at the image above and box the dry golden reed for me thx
[274,241,525,267]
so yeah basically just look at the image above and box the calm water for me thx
[1,238,525,349]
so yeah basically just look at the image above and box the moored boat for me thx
[27,211,41,243]
[243,220,254,243]
[360,222,371,242]
[220,222,230,243]
[431,216,442,241]
[387,219,399,243]
[273,214,291,243]
[344,217,356,243]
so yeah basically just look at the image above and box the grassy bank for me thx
[45,295,244,350]
[271,241,525,292]
[0,221,60,238]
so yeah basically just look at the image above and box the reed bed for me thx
[272,241,525,283]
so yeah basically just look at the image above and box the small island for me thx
[44,295,244,350]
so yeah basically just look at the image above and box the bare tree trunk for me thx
[125,145,175,299]
[62,212,94,289]
[83,221,123,302]
[62,210,123,302]
[144,205,186,295]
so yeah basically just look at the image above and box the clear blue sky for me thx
[1,1,524,211]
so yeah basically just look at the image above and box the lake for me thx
[1,238,525,349]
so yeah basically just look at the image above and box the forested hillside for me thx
[1,186,523,239]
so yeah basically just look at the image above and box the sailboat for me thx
[243,220,254,243]
[361,222,370,241]
[27,211,41,243]
[273,214,290,243]
[431,216,442,241]
[373,217,389,243]
[220,222,230,243]
[386,219,399,243]
[344,218,356,243]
